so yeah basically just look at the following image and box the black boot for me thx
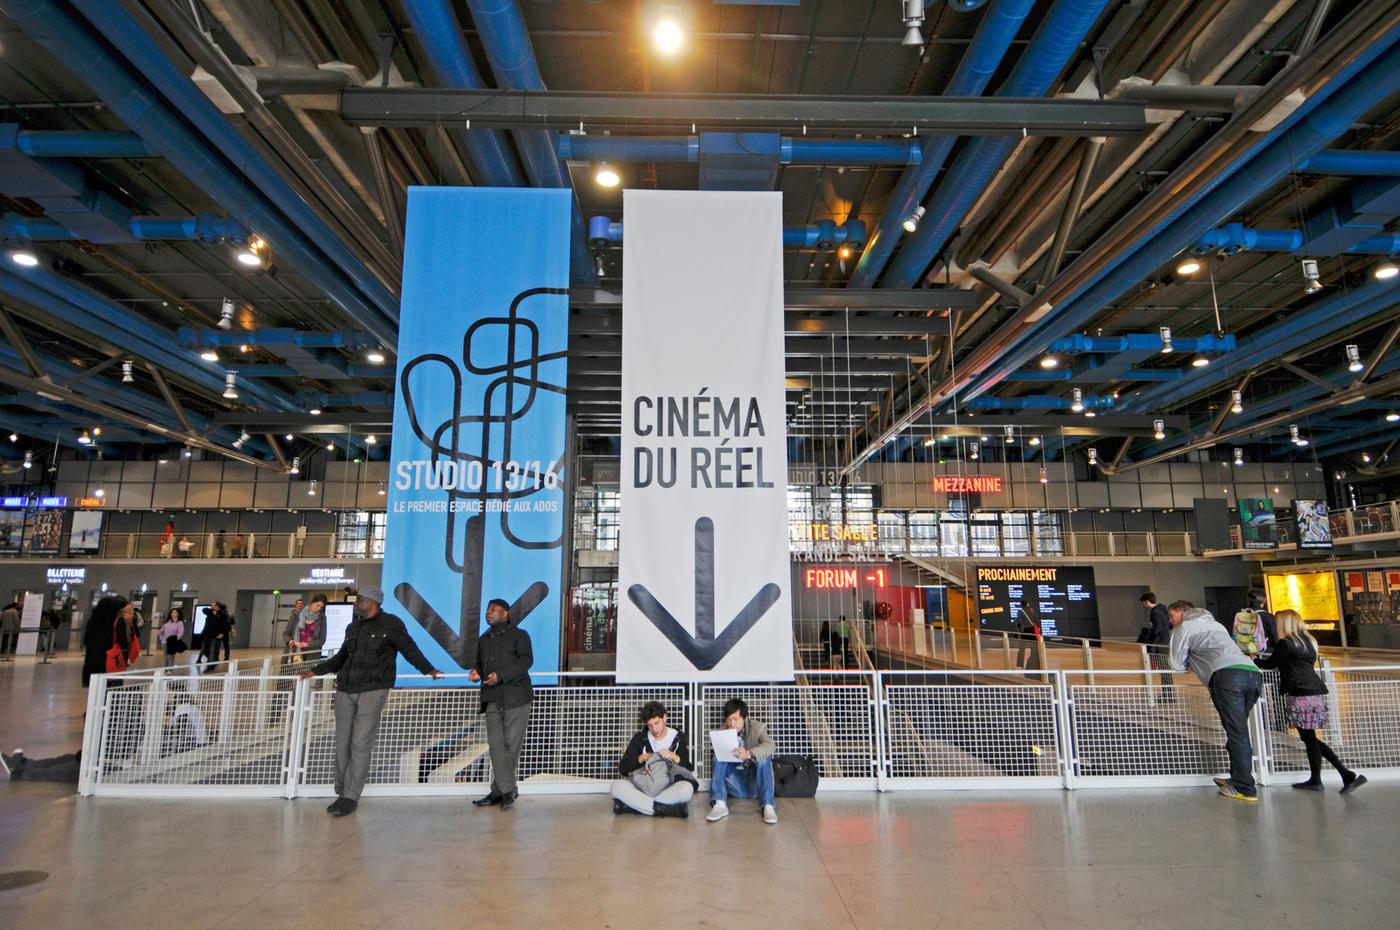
[653,801,689,819]
[613,799,629,815]
[473,791,503,807]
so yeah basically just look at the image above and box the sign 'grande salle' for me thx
[617,191,794,682]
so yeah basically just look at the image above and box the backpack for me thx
[1233,609,1267,657]
[772,754,820,797]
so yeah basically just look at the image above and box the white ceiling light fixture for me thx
[78,430,92,445]
[1040,355,1060,369]
[284,433,293,441]
[1387,411,1400,422]
[7,432,15,442]
[94,488,105,498]
[1176,259,1201,276]
[1290,424,1308,447]
[236,236,264,267]
[22,451,32,469]
[289,455,300,475]
[182,446,192,459]
[308,479,317,496]
[1234,447,1244,467]
[1231,390,1244,414]
[309,407,322,416]
[1087,447,1098,466]
[1301,258,1322,294]
[1070,388,1084,413]
[969,441,979,461]
[901,0,925,46]
[218,297,235,330]
[378,480,387,497]
[121,359,135,383]
[1374,260,1399,280]
[922,436,936,447]
[326,440,335,451]
[1362,452,1372,464]
[1346,344,1363,372]
[222,371,239,400]
[1159,326,1173,353]
[1039,466,1049,484]
[9,248,39,267]
[595,162,621,188]
[365,433,377,445]
[366,349,386,364]
[1029,435,1042,447]
[200,349,219,362]
[902,206,925,234]
[1004,425,1016,443]
[1191,356,1210,368]
[652,4,685,55]
[1153,419,1166,440]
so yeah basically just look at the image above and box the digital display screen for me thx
[975,565,1099,639]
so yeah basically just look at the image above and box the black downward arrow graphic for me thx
[396,578,548,669]
[627,517,781,671]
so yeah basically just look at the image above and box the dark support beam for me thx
[62,356,120,389]
[144,362,194,434]
[1040,137,1104,288]
[967,266,1032,305]
[1358,316,1400,383]
[264,434,289,469]
[1278,361,1340,394]
[1110,435,1135,469]
[0,307,50,381]
[341,88,1150,136]
[363,127,404,258]
[1204,373,1251,438]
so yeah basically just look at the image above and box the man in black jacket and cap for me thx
[470,597,533,811]
[302,587,442,816]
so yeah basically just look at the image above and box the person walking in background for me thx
[215,528,227,558]
[1233,589,1278,658]
[706,697,778,825]
[159,608,186,668]
[285,595,327,660]
[81,596,131,687]
[1140,592,1171,646]
[611,700,697,818]
[1168,601,1264,802]
[231,533,245,558]
[0,601,18,661]
[470,597,534,812]
[177,536,194,558]
[300,587,442,816]
[1255,609,1366,794]
[200,601,231,666]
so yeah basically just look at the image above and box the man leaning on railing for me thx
[300,586,443,817]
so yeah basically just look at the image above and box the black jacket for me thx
[618,729,691,776]
[1148,604,1171,645]
[203,607,231,640]
[473,619,533,709]
[1254,635,1327,696]
[312,609,437,693]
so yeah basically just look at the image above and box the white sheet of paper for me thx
[710,728,743,763]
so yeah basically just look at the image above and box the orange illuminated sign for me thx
[790,523,879,542]
[933,475,1004,493]
[76,497,106,508]
[803,567,887,589]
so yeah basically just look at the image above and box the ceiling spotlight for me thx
[901,0,925,46]
[9,248,39,267]
[1362,452,1372,464]
[1004,425,1016,443]
[969,441,979,461]
[1070,388,1084,413]
[1375,261,1399,281]
[1301,258,1321,294]
[652,7,684,55]
[1346,344,1363,372]
[222,370,239,400]
[1191,356,1210,368]
[309,407,322,416]
[289,455,300,475]
[93,427,101,436]
[326,440,335,451]
[1039,466,1048,484]
[22,451,32,469]
[1029,435,1042,447]
[236,240,262,266]
[307,479,317,496]
[1159,326,1173,353]
[902,206,925,234]
[232,429,250,450]
[838,244,853,260]
[1231,390,1244,414]
[182,446,192,459]
[1290,423,1308,446]
[218,297,235,330]
[365,433,377,444]
[923,437,936,447]
[94,488,105,498]
[7,432,15,442]
[595,162,621,188]
[284,433,293,441]
[78,430,92,445]
[121,359,135,383]
[1154,419,1166,440]
[1176,259,1201,276]
[1234,447,1244,466]
[158,458,168,465]
[1084,410,1096,418]
[1388,411,1400,422]
[200,349,219,362]
[367,350,386,364]
[377,480,387,497]
[1087,447,1098,465]
[1040,355,1060,369]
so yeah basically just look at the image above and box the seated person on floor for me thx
[707,697,778,825]
[611,700,696,818]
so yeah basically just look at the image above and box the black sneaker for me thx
[1340,773,1368,795]
[332,799,358,816]
[613,799,629,815]
[654,801,689,819]
[1292,780,1325,791]
[500,790,518,811]
[327,797,348,813]
[473,791,503,808]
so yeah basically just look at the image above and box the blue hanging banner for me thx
[385,187,570,683]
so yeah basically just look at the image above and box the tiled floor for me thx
[2,654,1398,929]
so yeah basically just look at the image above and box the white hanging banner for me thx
[617,190,793,682]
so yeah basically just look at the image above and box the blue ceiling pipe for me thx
[558,134,922,166]
[1194,224,1400,256]
[2,211,250,243]
[178,327,374,350]
[7,0,400,348]
[849,0,1036,288]
[460,0,593,279]
[1300,150,1400,176]
[587,215,868,250]
[1051,332,1237,353]
[966,394,1115,410]
[957,32,1400,405]
[14,129,152,158]
[0,266,301,413]
[296,390,393,409]
[882,0,1110,289]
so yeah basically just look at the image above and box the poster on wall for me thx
[67,510,104,554]
[617,190,793,682]
[1291,499,1333,549]
[975,565,1100,639]
[382,188,570,683]
[1265,572,1341,631]
[1238,497,1278,549]
[320,603,356,658]
[22,509,62,555]
[0,510,21,554]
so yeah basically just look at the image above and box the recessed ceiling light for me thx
[10,249,39,267]
[1176,259,1201,276]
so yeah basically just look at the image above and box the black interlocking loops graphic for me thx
[396,286,567,668]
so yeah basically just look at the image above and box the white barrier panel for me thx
[78,667,1400,798]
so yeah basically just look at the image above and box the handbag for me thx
[105,620,128,673]
[628,756,676,798]
[772,754,820,797]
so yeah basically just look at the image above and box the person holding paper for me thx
[706,697,778,825]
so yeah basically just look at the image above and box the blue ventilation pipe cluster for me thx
[587,216,868,251]
[2,212,250,243]
[881,0,1110,288]
[1194,223,1400,256]
[0,0,399,348]
[849,0,1036,288]
[965,393,1116,411]
[957,31,1400,405]
[13,130,152,158]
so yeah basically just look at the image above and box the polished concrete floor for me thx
[3,654,1399,929]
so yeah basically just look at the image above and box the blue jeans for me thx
[1208,668,1262,795]
[710,758,775,807]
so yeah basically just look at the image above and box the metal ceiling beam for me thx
[0,306,50,381]
[340,88,1150,136]
[567,286,978,310]
[144,362,195,435]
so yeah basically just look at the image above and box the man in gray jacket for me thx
[706,697,779,825]
[1168,601,1264,802]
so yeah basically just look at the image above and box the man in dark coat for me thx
[470,597,534,811]
[1140,592,1172,645]
[302,587,442,816]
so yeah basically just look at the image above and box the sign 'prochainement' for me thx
[385,188,569,683]
[976,565,1099,639]
[618,190,793,682]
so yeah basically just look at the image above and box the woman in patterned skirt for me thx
[1255,609,1366,793]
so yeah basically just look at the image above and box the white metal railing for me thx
[77,666,1400,798]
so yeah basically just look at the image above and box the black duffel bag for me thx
[772,754,819,797]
